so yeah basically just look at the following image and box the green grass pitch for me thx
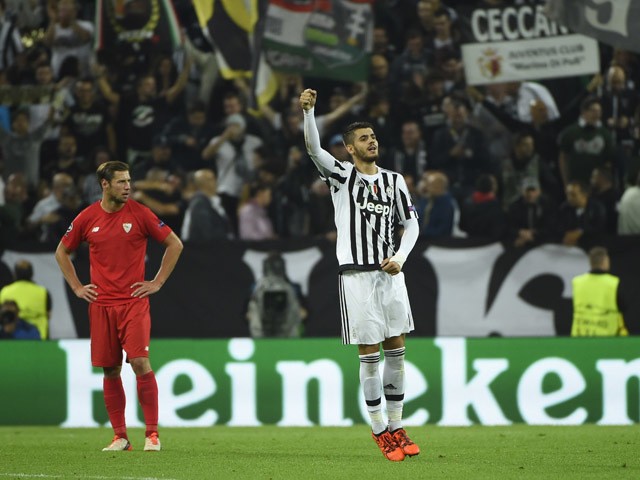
[0,425,638,479]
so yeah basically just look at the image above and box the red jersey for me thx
[61,200,172,306]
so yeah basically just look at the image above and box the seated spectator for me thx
[459,174,506,241]
[25,172,74,242]
[618,171,640,234]
[415,170,456,240]
[131,134,179,182]
[0,260,50,340]
[81,147,114,205]
[430,97,491,201]
[0,173,32,248]
[590,166,619,235]
[181,169,233,242]
[383,119,428,184]
[0,300,41,340]
[505,177,558,248]
[557,180,607,246]
[132,168,184,233]
[239,183,276,241]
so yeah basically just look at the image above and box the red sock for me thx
[103,377,127,439]
[137,371,159,437]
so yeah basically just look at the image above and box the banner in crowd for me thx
[94,0,182,52]
[546,0,640,53]
[3,238,640,339]
[1,337,639,426]
[459,3,600,85]
[261,0,374,82]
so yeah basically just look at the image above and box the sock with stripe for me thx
[137,371,159,437]
[383,347,406,432]
[103,376,127,439]
[359,351,386,434]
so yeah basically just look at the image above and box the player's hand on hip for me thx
[75,284,98,303]
[300,89,317,111]
[130,281,161,298]
[380,258,401,275]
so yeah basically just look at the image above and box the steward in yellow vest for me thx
[571,247,628,337]
[0,260,51,340]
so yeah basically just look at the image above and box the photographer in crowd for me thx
[0,300,41,340]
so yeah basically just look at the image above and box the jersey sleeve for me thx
[138,203,173,243]
[394,173,420,260]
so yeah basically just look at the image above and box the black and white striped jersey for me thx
[303,108,419,272]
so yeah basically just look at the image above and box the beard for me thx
[354,146,378,163]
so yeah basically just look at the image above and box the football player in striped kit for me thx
[301,88,421,462]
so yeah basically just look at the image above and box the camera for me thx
[0,309,17,326]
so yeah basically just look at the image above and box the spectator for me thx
[0,0,24,72]
[428,7,461,66]
[617,171,640,234]
[81,147,114,205]
[430,97,491,201]
[0,173,31,248]
[459,174,506,241]
[26,172,75,242]
[202,113,263,234]
[0,300,41,340]
[557,180,607,246]
[500,132,547,207]
[238,182,276,241]
[0,107,52,190]
[162,100,216,174]
[62,76,116,161]
[372,25,397,62]
[506,81,560,124]
[505,177,558,248]
[307,178,336,241]
[180,168,233,242]
[369,53,392,98]
[131,134,179,182]
[97,59,191,165]
[42,0,94,77]
[571,246,628,337]
[0,260,51,339]
[415,170,456,239]
[132,168,184,234]
[599,65,637,147]
[40,132,86,185]
[390,28,433,98]
[590,166,619,235]
[384,120,429,185]
[558,96,614,187]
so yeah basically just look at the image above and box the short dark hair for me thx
[567,179,590,195]
[580,95,600,113]
[97,161,129,185]
[14,260,33,281]
[588,246,608,269]
[343,121,375,145]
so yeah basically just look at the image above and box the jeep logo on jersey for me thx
[122,223,132,233]
[357,198,391,216]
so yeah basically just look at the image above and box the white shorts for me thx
[338,270,414,345]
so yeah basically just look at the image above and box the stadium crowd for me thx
[1,0,640,252]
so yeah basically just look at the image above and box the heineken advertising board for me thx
[1,338,638,427]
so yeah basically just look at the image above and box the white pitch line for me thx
[0,474,178,480]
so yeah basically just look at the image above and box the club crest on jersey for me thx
[122,223,132,233]
[64,223,73,236]
[386,186,393,196]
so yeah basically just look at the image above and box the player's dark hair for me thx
[342,121,375,146]
[97,161,129,185]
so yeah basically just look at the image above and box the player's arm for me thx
[381,176,420,275]
[54,242,98,302]
[300,89,339,177]
[131,231,183,298]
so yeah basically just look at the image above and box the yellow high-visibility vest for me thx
[0,281,48,340]
[571,273,628,337]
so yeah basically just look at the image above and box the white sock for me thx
[359,352,385,434]
[383,347,405,432]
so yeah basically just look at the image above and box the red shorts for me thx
[89,299,151,367]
